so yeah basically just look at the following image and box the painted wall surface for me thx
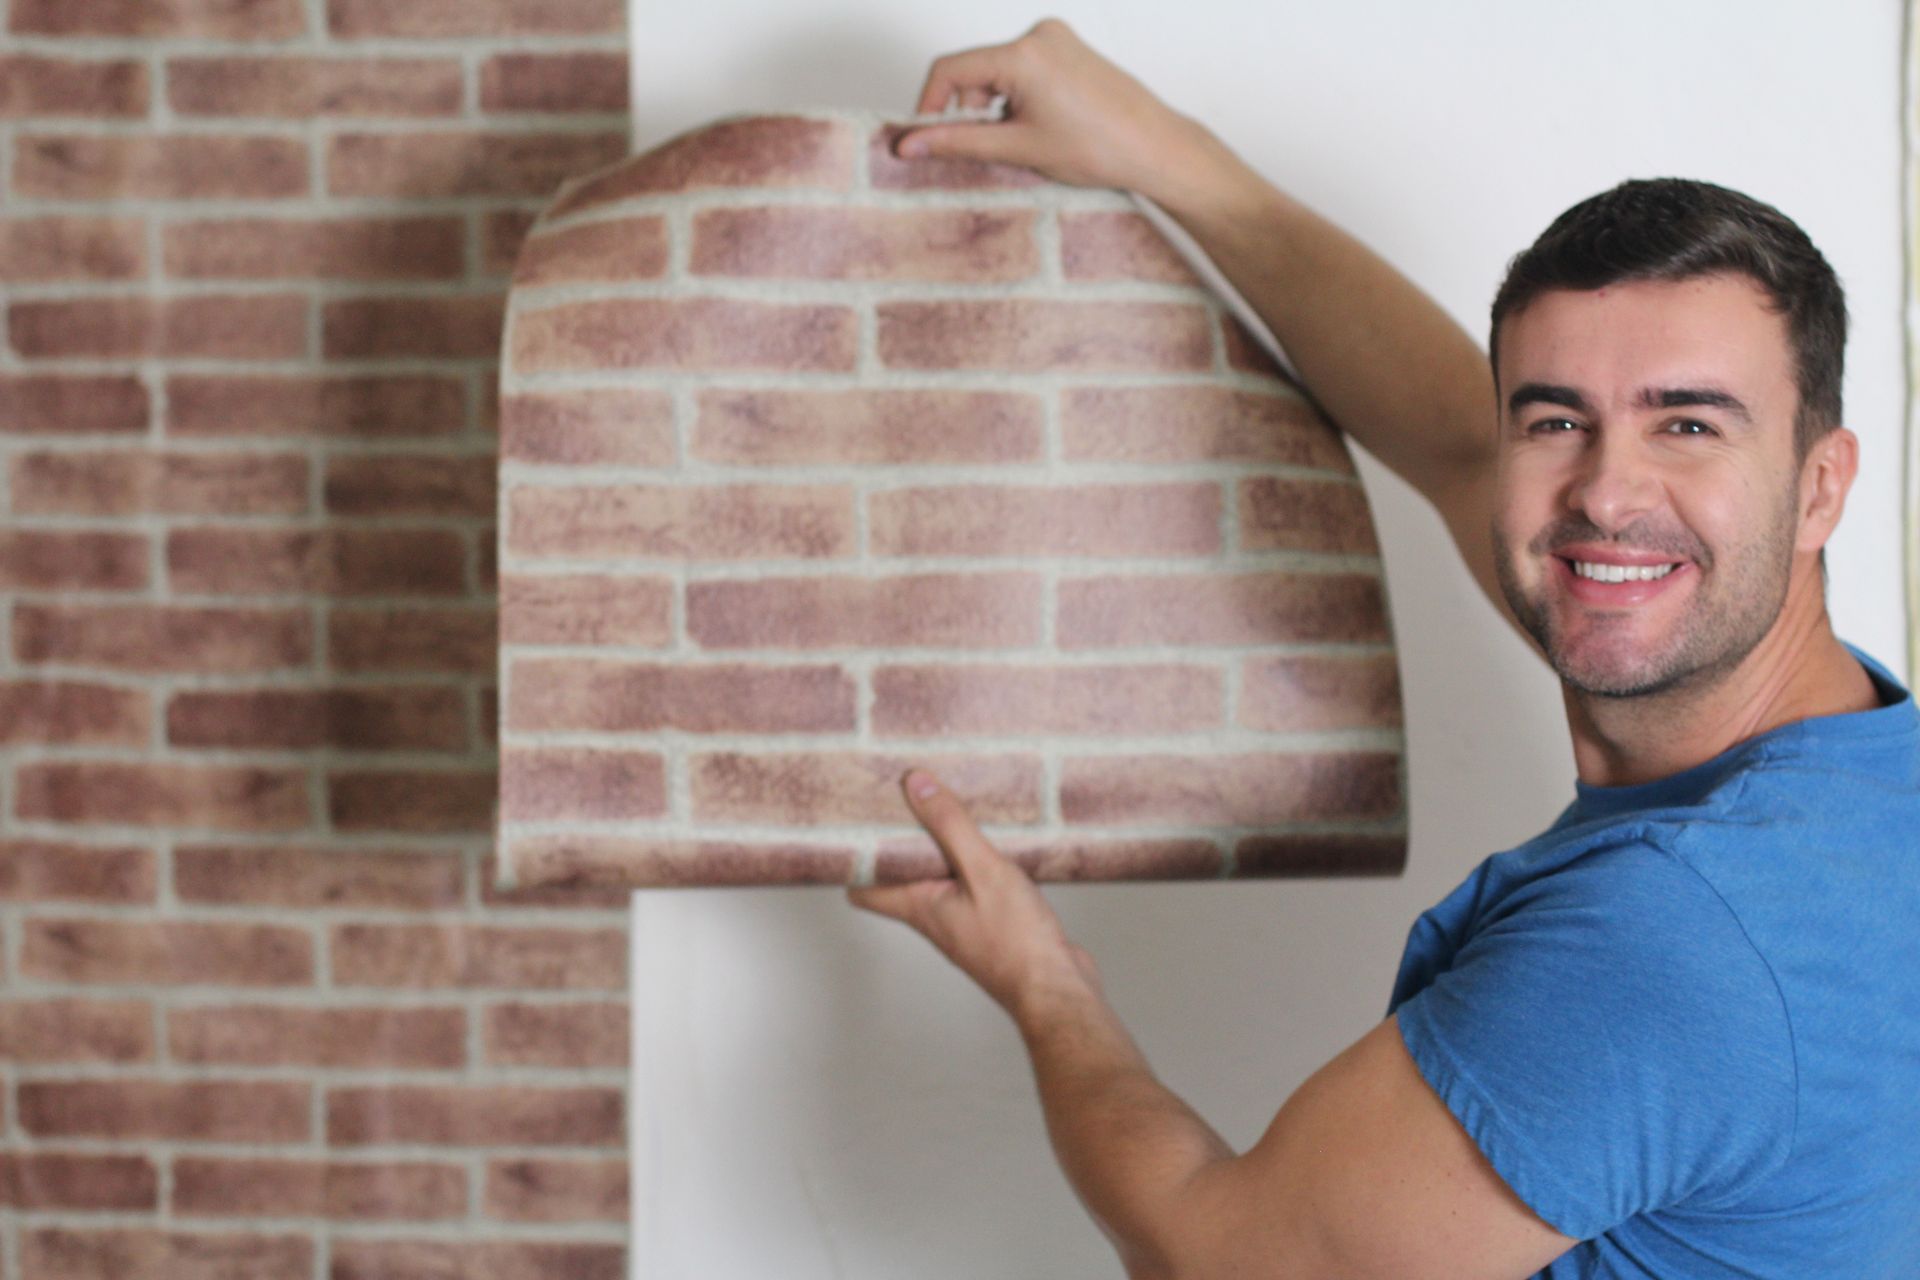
[626,2,1906,1277]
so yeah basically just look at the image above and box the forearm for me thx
[1014,972,1236,1279]
[1139,122,1498,501]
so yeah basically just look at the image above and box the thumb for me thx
[893,120,1046,171]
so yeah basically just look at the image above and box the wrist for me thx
[1135,115,1277,228]
[1007,947,1106,1034]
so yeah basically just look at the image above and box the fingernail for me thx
[909,771,940,798]
[897,133,927,157]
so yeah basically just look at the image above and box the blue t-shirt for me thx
[1388,643,1920,1278]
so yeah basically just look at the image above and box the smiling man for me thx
[847,19,1920,1280]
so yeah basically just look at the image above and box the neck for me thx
[1564,568,1880,788]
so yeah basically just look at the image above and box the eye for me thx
[1526,417,1584,435]
[1664,418,1718,437]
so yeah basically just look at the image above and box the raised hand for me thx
[848,769,1100,1022]
[896,18,1226,207]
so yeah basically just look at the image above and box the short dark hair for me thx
[1489,178,1847,461]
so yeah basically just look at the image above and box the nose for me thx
[1564,426,1661,533]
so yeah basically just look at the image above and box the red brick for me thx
[505,659,853,737]
[507,481,852,561]
[692,206,1038,281]
[0,55,147,117]
[0,529,147,591]
[1234,833,1407,877]
[0,997,153,1062]
[872,663,1222,736]
[0,1152,156,1210]
[548,116,853,218]
[327,1085,622,1146]
[167,526,467,597]
[21,918,313,984]
[327,130,626,198]
[687,572,1042,649]
[1223,314,1285,375]
[693,751,1043,826]
[1060,210,1198,283]
[480,52,628,113]
[1057,572,1390,647]
[486,1158,626,1222]
[173,1157,464,1220]
[323,453,494,517]
[511,216,666,286]
[14,135,308,199]
[481,208,540,276]
[878,299,1211,371]
[327,768,496,833]
[173,844,462,909]
[322,294,505,360]
[0,839,153,902]
[500,747,665,822]
[164,216,462,280]
[501,389,675,466]
[167,686,466,750]
[870,482,1220,557]
[510,297,858,374]
[167,56,460,117]
[168,1005,464,1068]
[479,846,633,907]
[12,449,308,515]
[1059,752,1403,825]
[16,762,310,831]
[331,1240,623,1280]
[0,375,148,435]
[868,123,1044,190]
[13,603,311,672]
[1060,385,1347,468]
[328,605,495,674]
[10,0,305,37]
[331,922,625,990]
[327,0,622,37]
[1239,477,1381,554]
[500,836,857,890]
[9,295,306,360]
[20,1228,310,1280]
[18,1080,309,1141]
[484,1001,627,1067]
[0,680,150,747]
[874,835,1223,884]
[0,216,144,280]
[167,373,465,440]
[1240,653,1404,732]
[693,388,1041,467]
[500,574,671,646]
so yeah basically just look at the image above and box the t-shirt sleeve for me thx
[1392,840,1797,1241]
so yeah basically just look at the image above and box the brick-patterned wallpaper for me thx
[0,1,633,1276]
[494,113,1406,890]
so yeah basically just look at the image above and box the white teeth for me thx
[1572,560,1678,583]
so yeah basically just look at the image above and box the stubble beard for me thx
[1491,495,1799,701]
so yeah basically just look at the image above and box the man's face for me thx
[1490,272,1808,699]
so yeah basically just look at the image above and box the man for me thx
[847,18,1920,1280]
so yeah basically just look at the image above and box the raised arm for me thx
[899,19,1510,626]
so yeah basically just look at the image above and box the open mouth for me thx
[1566,559,1680,583]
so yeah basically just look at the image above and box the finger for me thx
[893,119,1041,167]
[914,42,1018,115]
[900,769,1006,892]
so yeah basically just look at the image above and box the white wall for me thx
[624,3,1907,1275]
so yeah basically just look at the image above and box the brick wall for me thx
[0,1,632,1276]
[495,113,1406,890]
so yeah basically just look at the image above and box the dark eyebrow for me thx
[1639,386,1753,424]
[1507,383,1590,417]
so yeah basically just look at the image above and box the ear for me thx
[1794,426,1858,554]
